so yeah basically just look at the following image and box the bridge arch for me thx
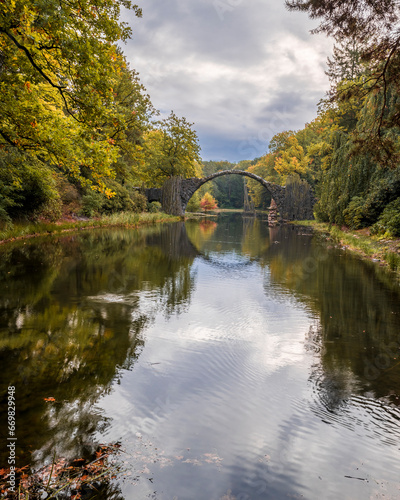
[145,170,315,219]
[179,170,286,216]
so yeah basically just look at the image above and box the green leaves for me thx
[142,112,202,186]
[0,0,153,216]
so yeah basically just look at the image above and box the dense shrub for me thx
[371,198,400,237]
[0,200,12,228]
[129,190,147,213]
[343,196,366,229]
[80,182,148,217]
[33,197,63,222]
[102,181,135,213]
[147,201,162,213]
[81,191,104,217]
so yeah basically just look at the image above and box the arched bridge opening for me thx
[180,170,286,216]
[145,170,315,220]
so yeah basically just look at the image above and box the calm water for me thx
[1,214,400,499]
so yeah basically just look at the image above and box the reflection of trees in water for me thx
[0,224,197,467]
[263,225,400,433]
[144,222,198,316]
[306,323,400,447]
[185,214,271,259]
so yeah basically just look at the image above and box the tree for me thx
[0,0,143,207]
[104,54,155,186]
[0,0,141,124]
[286,0,400,165]
[200,192,218,212]
[274,136,309,183]
[142,112,202,187]
[285,0,398,42]
[326,40,364,88]
[269,130,297,154]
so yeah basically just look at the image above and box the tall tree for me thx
[0,0,142,197]
[0,0,141,123]
[106,55,155,186]
[274,135,309,183]
[286,0,400,165]
[325,40,364,87]
[142,112,202,186]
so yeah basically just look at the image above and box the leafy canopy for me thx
[286,0,400,165]
[0,0,143,195]
[142,112,202,187]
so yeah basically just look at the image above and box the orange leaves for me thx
[200,192,218,212]
[24,82,31,92]
[43,397,56,402]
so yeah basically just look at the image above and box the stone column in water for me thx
[161,176,184,216]
[268,199,279,227]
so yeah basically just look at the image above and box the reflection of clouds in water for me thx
[305,322,400,449]
[155,258,311,376]
[97,250,315,498]
[308,366,400,448]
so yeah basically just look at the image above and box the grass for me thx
[0,212,180,245]
[293,220,400,274]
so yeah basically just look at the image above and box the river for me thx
[1,213,400,499]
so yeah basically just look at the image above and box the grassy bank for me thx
[0,212,181,246]
[294,221,400,274]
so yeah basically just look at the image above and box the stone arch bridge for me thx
[145,170,314,220]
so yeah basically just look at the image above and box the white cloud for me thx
[122,0,333,161]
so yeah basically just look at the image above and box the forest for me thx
[1,0,400,237]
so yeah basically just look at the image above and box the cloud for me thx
[122,0,333,161]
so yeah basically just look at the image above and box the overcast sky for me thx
[122,0,333,163]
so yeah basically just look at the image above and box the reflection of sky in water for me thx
[98,257,314,499]
[95,225,400,499]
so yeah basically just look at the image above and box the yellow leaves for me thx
[307,141,333,171]
[104,188,115,199]
[273,136,309,183]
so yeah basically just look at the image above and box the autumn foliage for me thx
[200,192,218,211]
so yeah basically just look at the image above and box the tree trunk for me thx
[162,176,184,216]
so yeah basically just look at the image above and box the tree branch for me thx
[0,28,86,123]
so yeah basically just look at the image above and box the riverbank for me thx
[0,212,180,246]
[295,221,400,275]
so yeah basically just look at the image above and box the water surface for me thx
[1,214,400,499]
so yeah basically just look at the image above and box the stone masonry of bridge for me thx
[145,170,314,220]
